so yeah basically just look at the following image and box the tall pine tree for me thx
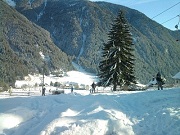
[98,10,136,91]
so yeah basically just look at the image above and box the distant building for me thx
[172,72,180,84]
[15,74,41,88]
[15,80,28,88]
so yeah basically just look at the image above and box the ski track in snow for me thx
[0,88,180,135]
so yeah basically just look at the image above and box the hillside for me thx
[0,0,73,85]
[13,0,180,84]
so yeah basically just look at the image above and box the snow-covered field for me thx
[0,71,180,135]
[0,88,179,135]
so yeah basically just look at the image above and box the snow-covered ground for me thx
[0,71,180,135]
[0,87,179,135]
[15,70,98,89]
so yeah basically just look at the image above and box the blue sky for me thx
[89,0,180,30]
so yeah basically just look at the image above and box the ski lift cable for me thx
[177,15,180,25]
[160,14,180,25]
[175,15,180,29]
[151,2,180,19]
[175,15,180,42]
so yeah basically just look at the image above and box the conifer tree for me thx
[98,10,136,91]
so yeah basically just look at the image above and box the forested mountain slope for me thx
[0,0,73,85]
[3,0,180,84]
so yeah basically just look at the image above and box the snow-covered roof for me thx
[172,72,180,79]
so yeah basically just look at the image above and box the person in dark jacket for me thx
[91,82,96,93]
[42,87,46,96]
[156,72,163,90]
[71,85,74,93]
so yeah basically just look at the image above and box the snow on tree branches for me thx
[98,10,136,91]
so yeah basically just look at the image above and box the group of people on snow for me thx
[42,84,74,96]
[41,72,164,97]
[90,72,165,92]
[42,82,96,96]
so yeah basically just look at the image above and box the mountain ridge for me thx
[2,0,180,85]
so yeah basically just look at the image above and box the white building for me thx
[172,72,180,84]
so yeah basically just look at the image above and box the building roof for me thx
[172,72,180,79]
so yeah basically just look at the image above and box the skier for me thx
[156,72,163,90]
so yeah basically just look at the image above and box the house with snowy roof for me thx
[172,72,180,84]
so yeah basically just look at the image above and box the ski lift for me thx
[175,15,180,41]
[175,24,178,29]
